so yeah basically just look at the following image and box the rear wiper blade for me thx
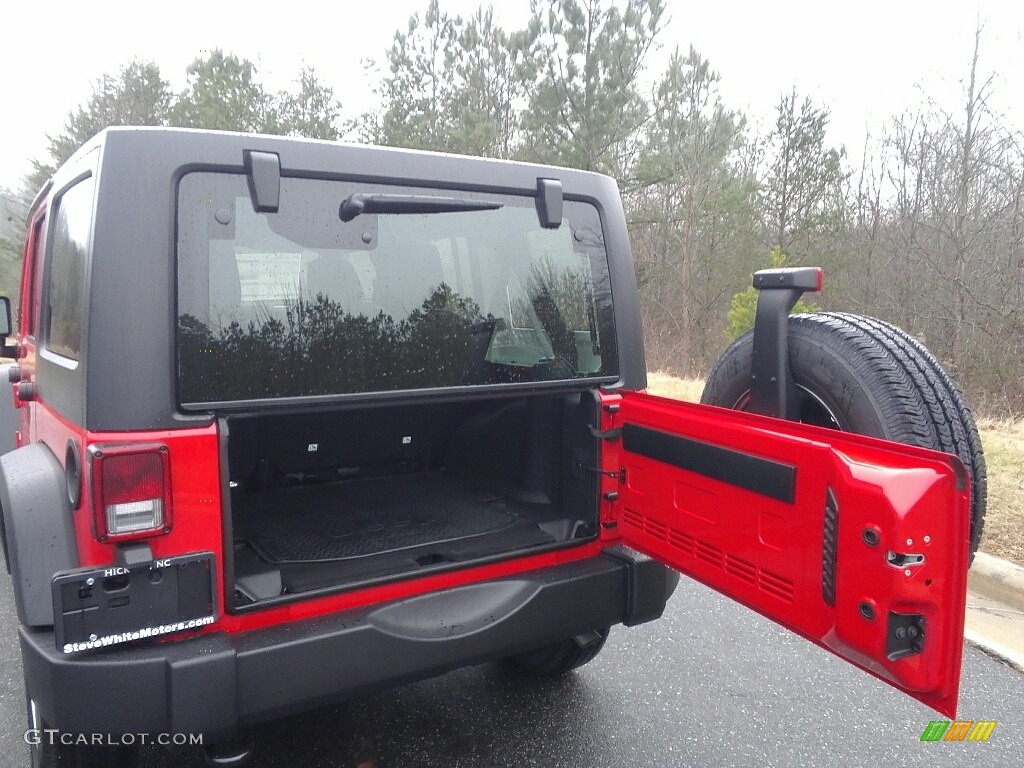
[339,193,502,222]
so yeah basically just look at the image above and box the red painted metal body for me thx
[30,402,610,637]
[604,391,968,718]
[10,189,966,718]
[16,361,969,717]
[12,210,45,447]
[11,208,614,640]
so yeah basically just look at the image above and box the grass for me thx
[646,372,1024,568]
[976,417,1024,567]
[646,372,706,404]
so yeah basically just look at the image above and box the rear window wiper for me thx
[339,193,502,222]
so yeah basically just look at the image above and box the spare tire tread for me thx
[830,313,965,450]
[807,314,942,445]
[701,311,986,561]
[828,313,987,557]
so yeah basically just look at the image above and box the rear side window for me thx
[46,178,94,360]
[20,214,46,337]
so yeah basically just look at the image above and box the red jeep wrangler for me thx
[0,128,984,766]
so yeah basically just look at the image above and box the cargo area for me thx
[224,393,600,607]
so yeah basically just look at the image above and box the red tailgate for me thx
[604,391,969,717]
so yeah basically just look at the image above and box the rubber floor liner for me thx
[234,472,527,564]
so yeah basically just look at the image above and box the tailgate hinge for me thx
[589,425,623,440]
[575,463,626,483]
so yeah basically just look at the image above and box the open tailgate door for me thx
[605,391,969,718]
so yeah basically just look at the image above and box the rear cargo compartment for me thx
[224,392,600,607]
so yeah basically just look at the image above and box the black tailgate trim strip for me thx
[622,424,796,504]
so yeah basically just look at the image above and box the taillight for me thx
[90,444,172,541]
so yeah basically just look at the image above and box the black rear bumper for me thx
[22,549,677,739]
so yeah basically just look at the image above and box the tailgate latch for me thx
[886,612,926,660]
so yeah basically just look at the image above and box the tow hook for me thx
[749,266,822,419]
[572,630,605,649]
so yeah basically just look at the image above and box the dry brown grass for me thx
[646,372,1024,567]
[976,417,1024,566]
[646,372,705,403]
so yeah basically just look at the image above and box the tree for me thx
[0,189,28,310]
[839,132,886,312]
[170,50,275,133]
[521,0,665,180]
[724,247,819,341]
[14,61,172,312]
[872,24,1024,409]
[375,2,533,158]
[446,7,532,158]
[275,68,343,140]
[377,0,461,151]
[629,47,757,373]
[759,89,847,259]
[28,60,172,194]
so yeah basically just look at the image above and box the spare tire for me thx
[701,312,986,561]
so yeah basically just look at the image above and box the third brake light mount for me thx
[749,266,823,419]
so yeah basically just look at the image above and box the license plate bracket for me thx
[52,552,216,654]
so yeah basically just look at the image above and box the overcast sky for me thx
[2,0,1021,193]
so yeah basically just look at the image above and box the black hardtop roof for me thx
[59,126,619,201]
[33,126,644,431]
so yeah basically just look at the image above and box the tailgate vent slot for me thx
[822,487,838,606]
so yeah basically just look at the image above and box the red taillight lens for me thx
[90,444,172,541]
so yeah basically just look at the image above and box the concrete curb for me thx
[964,552,1024,672]
[969,552,1024,613]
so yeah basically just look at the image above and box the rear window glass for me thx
[176,172,618,404]
[46,178,94,360]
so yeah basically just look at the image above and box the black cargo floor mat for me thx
[275,521,556,594]
[233,472,545,564]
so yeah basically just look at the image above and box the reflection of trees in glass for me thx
[179,284,486,401]
[50,230,86,360]
[508,257,597,334]
[525,256,596,331]
[504,257,600,373]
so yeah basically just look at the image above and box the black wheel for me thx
[505,628,610,677]
[28,697,139,768]
[701,312,986,561]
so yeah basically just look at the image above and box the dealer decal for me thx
[62,616,215,654]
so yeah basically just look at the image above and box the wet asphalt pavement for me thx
[2,573,1022,768]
